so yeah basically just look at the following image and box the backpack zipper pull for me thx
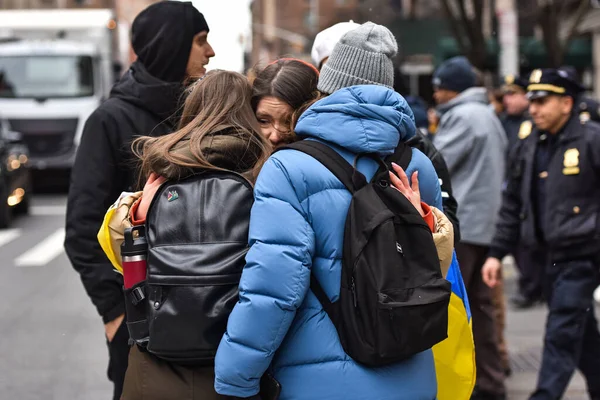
[351,277,358,308]
[396,241,404,256]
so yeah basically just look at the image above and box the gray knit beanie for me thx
[317,21,398,94]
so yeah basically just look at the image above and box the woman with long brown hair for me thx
[117,69,271,400]
[132,70,271,216]
[250,58,320,148]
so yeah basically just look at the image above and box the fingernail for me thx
[391,162,399,168]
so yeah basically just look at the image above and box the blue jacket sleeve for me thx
[214,155,316,397]
[406,148,443,210]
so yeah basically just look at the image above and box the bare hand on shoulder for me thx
[388,163,424,217]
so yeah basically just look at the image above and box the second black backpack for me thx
[281,140,451,367]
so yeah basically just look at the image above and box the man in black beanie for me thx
[64,2,213,399]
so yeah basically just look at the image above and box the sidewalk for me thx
[503,258,588,400]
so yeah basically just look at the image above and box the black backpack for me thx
[280,140,451,367]
[123,171,254,365]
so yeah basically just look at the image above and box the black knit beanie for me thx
[132,1,209,83]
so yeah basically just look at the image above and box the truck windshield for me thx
[0,55,94,99]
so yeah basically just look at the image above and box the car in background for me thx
[0,119,31,228]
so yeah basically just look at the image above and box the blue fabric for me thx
[406,95,429,129]
[215,85,443,400]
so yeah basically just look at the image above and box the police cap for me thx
[502,74,528,94]
[526,68,584,100]
[578,97,600,123]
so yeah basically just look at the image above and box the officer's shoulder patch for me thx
[518,120,533,139]
[580,111,591,124]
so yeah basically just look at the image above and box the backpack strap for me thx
[376,142,413,177]
[278,140,364,193]
[276,140,363,313]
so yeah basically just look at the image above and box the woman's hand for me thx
[388,162,424,217]
[136,172,166,221]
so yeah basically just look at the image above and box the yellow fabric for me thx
[97,191,143,274]
[433,293,476,400]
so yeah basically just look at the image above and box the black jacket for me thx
[501,112,528,156]
[64,62,183,323]
[490,115,600,262]
[407,128,461,243]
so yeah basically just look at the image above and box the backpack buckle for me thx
[130,286,146,306]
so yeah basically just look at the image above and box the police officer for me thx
[482,68,600,400]
[559,66,600,123]
[498,75,546,310]
[500,74,530,153]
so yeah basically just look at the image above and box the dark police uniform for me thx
[489,69,600,400]
[499,75,545,308]
[558,66,600,124]
[501,74,530,153]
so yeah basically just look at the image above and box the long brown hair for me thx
[251,59,319,113]
[133,70,272,183]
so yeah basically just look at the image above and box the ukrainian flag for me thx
[433,252,476,400]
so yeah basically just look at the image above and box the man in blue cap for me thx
[483,68,600,400]
[432,55,507,400]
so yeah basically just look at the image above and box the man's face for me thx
[433,87,459,105]
[529,95,573,132]
[186,31,215,80]
[503,90,529,116]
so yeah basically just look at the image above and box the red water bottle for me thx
[121,225,148,289]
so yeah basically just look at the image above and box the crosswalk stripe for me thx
[0,229,21,248]
[15,228,65,268]
[30,205,66,216]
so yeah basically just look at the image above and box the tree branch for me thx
[538,3,561,67]
[456,0,476,47]
[562,0,589,47]
[441,0,468,54]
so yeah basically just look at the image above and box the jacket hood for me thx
[437,87,489,115]
[295,85,416,155]
[110,61,183,124]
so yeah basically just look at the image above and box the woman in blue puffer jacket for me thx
[215,23,443,400]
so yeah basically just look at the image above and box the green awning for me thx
[520,37,591,68]
[434,36,592,69]
[434,37,499,69]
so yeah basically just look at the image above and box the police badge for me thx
[563,148,580,175]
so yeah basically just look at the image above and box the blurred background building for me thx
[251,0,594,102]
[0,0,597,100]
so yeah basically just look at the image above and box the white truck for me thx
[0,9,116,171]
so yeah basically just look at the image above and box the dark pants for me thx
[107,319,130,400]
[530,258,600,400]
[491,279,509,372]
[122,345,222,400]
[515,246,546,301]
[456,243,506,395]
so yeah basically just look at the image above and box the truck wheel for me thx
[0,187,11,229]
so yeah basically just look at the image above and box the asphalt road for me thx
[0,194,112,400]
